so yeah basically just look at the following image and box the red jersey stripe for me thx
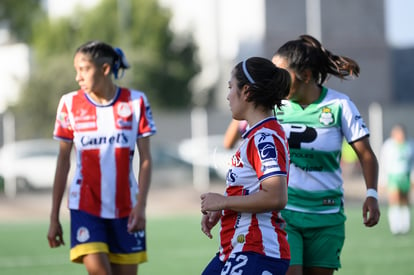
[79,148,101,216]
[115,147,132,217]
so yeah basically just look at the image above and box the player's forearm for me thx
[136,158,152,208]
[360,154,379,191]
[50,160,70,221]
[224,189,287,213]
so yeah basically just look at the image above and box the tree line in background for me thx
[1,0,201,139]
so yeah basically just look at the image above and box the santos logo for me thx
[80,133,129,146]
[258,142,277,160]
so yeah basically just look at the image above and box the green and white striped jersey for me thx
[276,87,369,214]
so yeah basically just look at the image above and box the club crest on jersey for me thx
[117,102,132,117]
[319,107,334,126]
[258,142,277,160]
[115,102,133,129]
[76,226,90,243]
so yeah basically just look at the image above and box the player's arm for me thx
[223,119,242,149]
[48,140,72,248]
[201,175,287,214]
[128,136,152,233]
[351,136,380,227]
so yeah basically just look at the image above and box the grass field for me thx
[0,205,413,275]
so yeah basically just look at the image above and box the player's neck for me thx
[245,108,273,127]
[90,84,117,104]
[295,83,321,108]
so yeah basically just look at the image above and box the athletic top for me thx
[276,87,369,215]
[53,87,156,219]
[219,117,290,262]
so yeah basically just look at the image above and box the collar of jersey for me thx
[83,86,121,107]
[290,86,328,111]
[241,116,277,139]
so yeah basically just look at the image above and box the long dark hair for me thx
[274,34,359,85]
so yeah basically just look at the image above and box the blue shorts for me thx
[70,210,147,264]
[202,252,289,275]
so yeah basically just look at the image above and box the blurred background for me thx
[1,1,414,274]
[0,0,413,194]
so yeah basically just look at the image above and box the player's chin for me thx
[79,85,88,92]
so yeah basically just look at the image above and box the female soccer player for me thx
[380,123,414,235]
[272,34,380,275]
[201,57,291,275]
[47,41,156,275]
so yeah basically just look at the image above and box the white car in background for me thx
[0,139,59,198]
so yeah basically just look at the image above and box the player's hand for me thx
[201,211,221,239]
[362,197,380,227]
[47,221,65,248]
[201,192,226,213]
[128,205,146,233]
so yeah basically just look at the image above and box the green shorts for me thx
[282,210,345,269]
[388,173,411,193]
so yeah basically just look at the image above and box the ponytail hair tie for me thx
[113,47,130,79]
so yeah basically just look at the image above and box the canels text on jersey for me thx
[80,133,129,146]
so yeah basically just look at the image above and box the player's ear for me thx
[301,69,313,84]
[242,84,250,100]
[102,63,112,76]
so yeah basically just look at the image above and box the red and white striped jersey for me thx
[53,87,156,218]
[219,117,290,261]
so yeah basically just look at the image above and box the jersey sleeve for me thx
[53,95,74,141]
[340,98,369,143]
[136,93,157,138]
[246,132,288,181]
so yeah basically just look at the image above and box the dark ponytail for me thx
[275,34,359,85]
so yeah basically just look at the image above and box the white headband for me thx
[242,59,255,84]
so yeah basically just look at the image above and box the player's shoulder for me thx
[62,89,81,97]
[251,124,284,142]
[322,87,360,114]
[323,87,351,101]
[120,87,147,98]
[59,90,83,103]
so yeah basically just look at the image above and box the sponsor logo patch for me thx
[258,142,277,160]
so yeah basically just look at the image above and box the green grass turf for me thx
[338,204,413,275]
[0,205,413,275]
